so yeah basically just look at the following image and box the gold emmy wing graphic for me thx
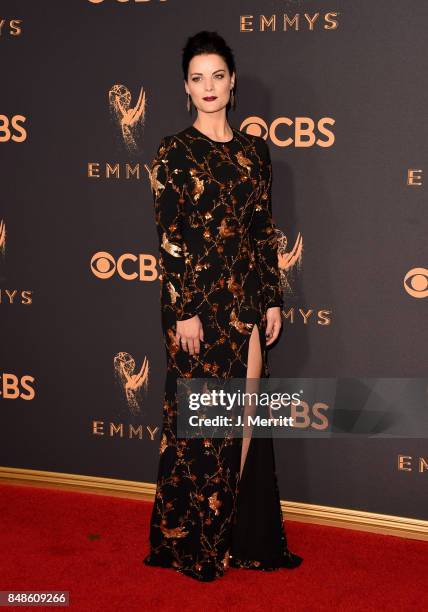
[0,219,6,256]
[113,352,149,415]
[108,84,146,154]
[0,218,6,280]
[276,229,303,294]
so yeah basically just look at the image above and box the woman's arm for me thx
[251,137,284,310]
[149,135,201,321]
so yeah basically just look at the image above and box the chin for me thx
[200,101,224,111]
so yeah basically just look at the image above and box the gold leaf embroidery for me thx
[218,218,236,238]
[167,281,180,304]
[229,309,254,335]
[159,433,168,454]
[161,232,183,257]
[236,150,253,174]
[189,169,205,201]
[148,163,164,196]
[160,525,189,538]
[208,491,222,516]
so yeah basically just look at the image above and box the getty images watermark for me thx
[176,377,428,439]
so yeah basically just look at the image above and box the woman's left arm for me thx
[250,137,284,312]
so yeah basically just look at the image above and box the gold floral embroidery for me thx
[189,168,205,201]
[208,491,222,516]
[227,277,244,299]
[148,163,164,196]
[222,549,230,569]
[229,308,254,335]
[236,150,253,174]
[159,432,168,454]
[218,218,236,238]
[160,524,189,539]
[166,281,179,305]
[161,232,183,257]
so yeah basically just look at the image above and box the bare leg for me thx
[240,323,263,477]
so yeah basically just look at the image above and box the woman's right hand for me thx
[175,315,204,355]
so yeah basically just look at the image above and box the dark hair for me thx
[182,30,236,91]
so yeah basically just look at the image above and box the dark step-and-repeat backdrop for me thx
[1,1,427,521]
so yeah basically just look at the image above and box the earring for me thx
[187,93,191,113]
[230,89,236,110]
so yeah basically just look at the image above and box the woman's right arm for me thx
[149,135,204,353]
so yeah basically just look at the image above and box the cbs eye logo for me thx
[91,251,158,280]
[0,115,27,142]
[403,267,428,299]
[240,116,335,147]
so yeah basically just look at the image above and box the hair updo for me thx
[182,30,236,94]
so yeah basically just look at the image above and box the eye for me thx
[191,77,200,82]
[215,74,224,79]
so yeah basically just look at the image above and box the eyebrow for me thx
[190,69,226,76]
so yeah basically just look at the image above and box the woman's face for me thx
[185,53,235,114]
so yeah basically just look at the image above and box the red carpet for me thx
[0,483,427,611]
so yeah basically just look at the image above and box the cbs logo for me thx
[0,374,35,400]
[289,401,329,429]
[0,115,27,142]
[404,267,428,299]
[241,116,335,147]
[91,251,158,280]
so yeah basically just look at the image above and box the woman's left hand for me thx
[265,306,282,346]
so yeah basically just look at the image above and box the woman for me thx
[144,30,303,581]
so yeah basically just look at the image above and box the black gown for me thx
[144,124,303,581]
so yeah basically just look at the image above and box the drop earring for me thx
[230,88,236,110]
[187,93,192,113]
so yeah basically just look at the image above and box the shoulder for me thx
[151,134,189,186]
[251,133,270,153]
[155,133,176,151]
[161,132,191,154]
[253,135,271,165]
[234,128,269,155]
[153,133,186,163]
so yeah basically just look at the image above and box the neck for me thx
[193,114,232,141]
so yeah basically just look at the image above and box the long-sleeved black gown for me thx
[144,124,303,581]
